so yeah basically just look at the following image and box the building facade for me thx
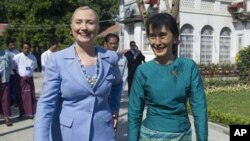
[118,0,250,64]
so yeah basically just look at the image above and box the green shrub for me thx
[203,78,246,89]
[208,109,250,125]
[95,36,105,47]
[235,46,250,80]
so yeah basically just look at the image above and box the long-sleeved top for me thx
[118,53,128,89]
[41,49,52,76]
[4,49,19,75]
[0,50,12,83]
[12,53,37,77]
[128,57,208,141]
[4,49,20,58]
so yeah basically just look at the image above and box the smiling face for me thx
[71,7,99,46]
[148,25,175,58]
[146,13,179,62]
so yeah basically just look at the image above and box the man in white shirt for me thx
[4,39,20,107]
[13,41,37,118]
[5,39,20,58]
[41,38,58,76]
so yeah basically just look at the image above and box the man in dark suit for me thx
[125,41,145,95]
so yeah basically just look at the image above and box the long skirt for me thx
[139,125,192,141]
[0,82,11,117]
[18,77,36,116]
[10,74,18,105]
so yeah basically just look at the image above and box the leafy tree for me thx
[0,0,118,49]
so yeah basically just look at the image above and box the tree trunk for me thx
[170,0,180,28]
[164,0,171,13]
[136,0,180,57]
[136,0,147,26]
[136,0,180,27]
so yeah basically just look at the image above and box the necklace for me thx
[80,61,99,87]
[75,47,99,87]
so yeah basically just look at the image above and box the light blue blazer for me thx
[34,45,123,141]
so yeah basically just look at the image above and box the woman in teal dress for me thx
[128,13,208,141]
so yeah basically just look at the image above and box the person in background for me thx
[104,33,128,92]
[41,38,58,76]
[4,38,20,57]
[32,46,42,72]
[128,13,208,141]
[13,41,37,119]
[4,39,19,107]
[34,6,123,141]
[0,49,13,126]
[125,41,145,95]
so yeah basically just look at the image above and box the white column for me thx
[214,1,220,13]
[193,28,201,64]
[213,29,220,64]
[246,0,250,12]
[123,25,131,50]
[245,23,250,46]
[134,22,143,50]
[243,23,249,47]
[119,24,124,50]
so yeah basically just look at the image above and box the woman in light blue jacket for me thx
[34,6,123,141]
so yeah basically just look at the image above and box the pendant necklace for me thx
[75,47,99,87]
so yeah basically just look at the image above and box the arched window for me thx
[180,24,193,58]
[200,25,213,64]
[219,27,231,64]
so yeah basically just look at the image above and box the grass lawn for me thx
[206,90,250,125]
[206,91,250,117]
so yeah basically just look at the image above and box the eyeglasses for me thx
[148,32,170,43]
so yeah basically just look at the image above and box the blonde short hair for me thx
[71,6,99,23]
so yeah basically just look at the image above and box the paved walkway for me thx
[0,72,230,141]
[0,73,42,141]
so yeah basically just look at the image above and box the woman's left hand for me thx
[112,114,118,131]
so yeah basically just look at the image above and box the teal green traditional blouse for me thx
[128,58,208,141]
